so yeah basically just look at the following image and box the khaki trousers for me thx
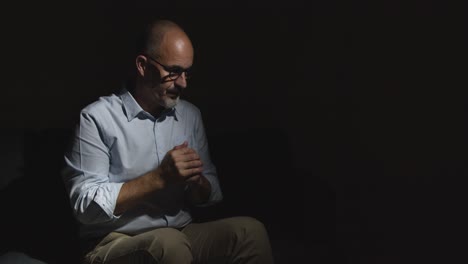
[83,216,274,264]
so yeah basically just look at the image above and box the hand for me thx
[185,174,203,187]
[157,141,203,185]
[184,173,211,205]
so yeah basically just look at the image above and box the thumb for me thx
[174,140,188,150]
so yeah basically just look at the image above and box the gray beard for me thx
[163,96,179,109]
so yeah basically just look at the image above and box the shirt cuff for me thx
[94,182,124,220]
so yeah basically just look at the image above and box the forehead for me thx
[158,30,194,67]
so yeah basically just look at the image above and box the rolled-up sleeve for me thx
[62,112,123,224]
[194,113,223,206]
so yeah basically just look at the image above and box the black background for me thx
[1,1,465,263]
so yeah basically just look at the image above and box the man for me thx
[62,19,274,264]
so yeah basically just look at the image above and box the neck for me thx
[132,80,165,117]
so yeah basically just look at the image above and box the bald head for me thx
[132,19,194,115]
[138,20,192,60]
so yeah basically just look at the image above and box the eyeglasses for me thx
[143,54,192,81]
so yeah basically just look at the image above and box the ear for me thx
[135,55,147,77]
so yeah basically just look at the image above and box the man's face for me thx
[143,35,194,110]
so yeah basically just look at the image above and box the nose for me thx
[174,72,188,88]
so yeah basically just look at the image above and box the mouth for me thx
[166,89,180,99]
[166,93,179,99]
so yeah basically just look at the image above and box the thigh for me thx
[181,216,273,264]
[84,228,192,264]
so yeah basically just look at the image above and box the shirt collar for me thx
[120,89,180,122]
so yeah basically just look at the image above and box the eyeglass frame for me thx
[142,53,192,81]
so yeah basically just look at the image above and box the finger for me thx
[181,167,203,177]
[171,147,193,159]
[181,153,201,162]
[173,141,188,150]
[182,160,203,169]
[176,160,202,173]
[185,174,201,183]
[173,148,197,159]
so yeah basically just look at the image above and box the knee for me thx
[145,228,192,262]
[223,217,274,263]
[225,216,270,241]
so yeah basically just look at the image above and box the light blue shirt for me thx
[62,89,223,238]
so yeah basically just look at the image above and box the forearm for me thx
[115,143,206,214]
[114,168,166,215]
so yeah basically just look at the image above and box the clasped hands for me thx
[157,141,204,187]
